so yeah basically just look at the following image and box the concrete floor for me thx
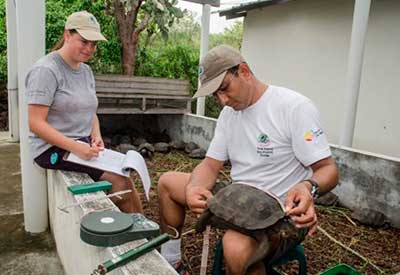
[0,132,64,274]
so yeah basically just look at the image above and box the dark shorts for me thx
[34,137,104,181]
[212,181,307,266]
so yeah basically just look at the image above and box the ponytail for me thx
[51,29,77,51]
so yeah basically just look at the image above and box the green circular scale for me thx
[80,210,160,247]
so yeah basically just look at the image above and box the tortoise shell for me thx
[205,183,285,230]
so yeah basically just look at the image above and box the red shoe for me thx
[174,260,190,275]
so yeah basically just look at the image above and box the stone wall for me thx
[100,113,400,228]
[158,114,400,228]
[331,145,400,227]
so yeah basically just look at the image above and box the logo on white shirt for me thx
[304,128,324,142]
[257,133,273,157]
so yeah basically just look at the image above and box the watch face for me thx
[308,180,319,198]
[311,186,318,198]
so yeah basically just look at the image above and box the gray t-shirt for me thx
[26,51,98,158]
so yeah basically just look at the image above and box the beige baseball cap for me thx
[193,44,245,98]
[65,11,107,41]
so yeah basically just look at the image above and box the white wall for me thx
[240,0,400,158]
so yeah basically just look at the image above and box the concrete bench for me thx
[95,74,191,115]
[47,170,177,275]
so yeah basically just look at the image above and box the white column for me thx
[196,4,211,116]
[6,0,19,142]
[16,0,48,233]
[340,0,371,147]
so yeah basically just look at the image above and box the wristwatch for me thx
[305,179,320,199]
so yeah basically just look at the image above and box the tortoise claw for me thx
[195,209,213,233]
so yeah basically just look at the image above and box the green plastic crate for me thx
[320,264,362,275]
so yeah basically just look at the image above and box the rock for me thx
[185,142,199,154]
[111,135,122,146]
[116,143,137,154]
[170,140,186,150]
[133,137,147,147]
[314,192,339,206]
[147,129,171,144]
[102,137,112,148]
[157,129,171,143]
[119,135,131,145]
[138,143,155,159]
[154,142,170,153]
[350,208,389,227]
[188,148,206,159]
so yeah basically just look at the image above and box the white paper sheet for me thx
[65,148,151,200]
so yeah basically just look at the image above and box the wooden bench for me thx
[47,170,177,275]
[95,74,192,114]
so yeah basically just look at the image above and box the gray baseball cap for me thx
[193,45,245,98]
[65,11,107,41]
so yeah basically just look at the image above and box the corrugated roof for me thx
[219,0,291,19]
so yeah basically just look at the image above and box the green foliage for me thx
[136,11,200,93]
[134,42,223,118]
[45,0,122,74]
[122,13,243,117]
[103,0,184,74]
[144,10,201,49]
[136,44,199,91]
[0,0,123,82]
[209,20,243,49]
[141,0,184,42]
[0,1,243,117]
[142,45,196,78]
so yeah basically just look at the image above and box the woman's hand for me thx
[91,135,104,151]
[72,141,101,160]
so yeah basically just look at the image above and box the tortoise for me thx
[137,142,155,159]
[195,183,302,269]
[116,143,137,154]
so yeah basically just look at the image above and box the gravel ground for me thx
[2,84,398,274]
[136,151,400,275]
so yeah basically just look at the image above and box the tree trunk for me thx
[122,40,136,75]
[112,0,145,76]
[110,0,179,75]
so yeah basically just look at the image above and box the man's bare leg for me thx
[223,230,267,275]
[157,171,190,234]
[158,172,191,266]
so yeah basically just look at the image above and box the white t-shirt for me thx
[207,85,331,200]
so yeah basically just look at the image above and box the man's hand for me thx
[285,182,317,236]
[185,185,213,215]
